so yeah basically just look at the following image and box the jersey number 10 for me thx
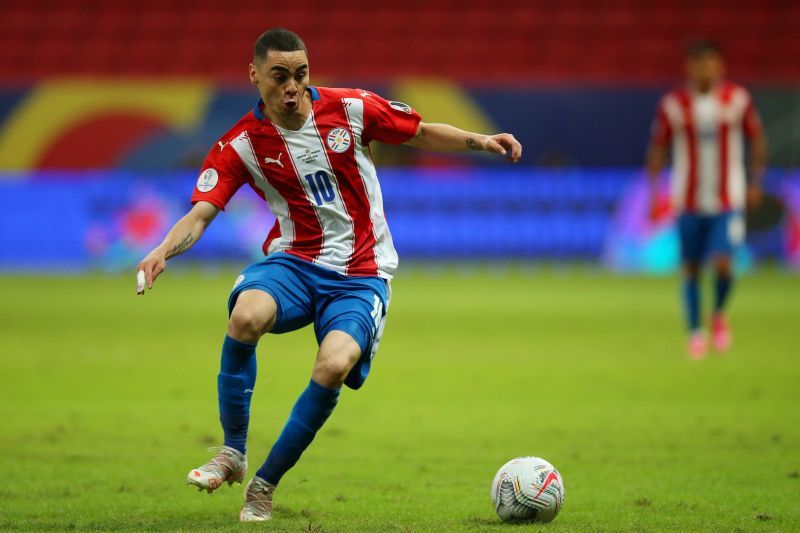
[304,170,336,206]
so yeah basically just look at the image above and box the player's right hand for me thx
[746,183,763,209]
[135,250,166,295]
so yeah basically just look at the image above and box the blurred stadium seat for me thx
[1,0,797,83]
[0,0,798,268]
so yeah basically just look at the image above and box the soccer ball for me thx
[490,457,565,523]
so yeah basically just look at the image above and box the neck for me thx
[692,80,717,95]
[264,92,312,131]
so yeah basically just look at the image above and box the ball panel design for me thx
[490,457,565,523]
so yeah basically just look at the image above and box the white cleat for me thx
[186,446,247,494]
[239,476,275,522]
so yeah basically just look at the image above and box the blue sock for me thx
[714,275,733,314]
[256,379,340,485]
[683,278,701,332]
[218,335,257,454]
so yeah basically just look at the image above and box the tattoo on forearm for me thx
[466,137,481,151]
[168,233,194,257]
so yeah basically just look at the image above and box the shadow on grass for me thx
[465,515,553,530]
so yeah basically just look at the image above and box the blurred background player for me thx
[646,40,767,358]
[135,28,521,522]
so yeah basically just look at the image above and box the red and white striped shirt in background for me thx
[191,87,422,279]
[651,80,762,215]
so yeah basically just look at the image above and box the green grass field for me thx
[1,268,798,532]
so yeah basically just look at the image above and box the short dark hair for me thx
[254,28,307,62]
[686,39,722,58]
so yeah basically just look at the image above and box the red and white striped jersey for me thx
[191,86,421,279]
[651,81,762,214]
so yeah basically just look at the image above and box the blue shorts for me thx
[678,211,745,263]
[228,253,389,390]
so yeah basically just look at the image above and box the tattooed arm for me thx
[135,201,220,295]
[404,122,522,163]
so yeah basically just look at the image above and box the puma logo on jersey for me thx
[264,153,284,167]
[217,141,228,151]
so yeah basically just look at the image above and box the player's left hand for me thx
[483,133,522,163]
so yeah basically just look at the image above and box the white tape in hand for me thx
[137,270,146,294]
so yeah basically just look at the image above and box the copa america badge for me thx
[196,168,218,192]
[326,128,352,153]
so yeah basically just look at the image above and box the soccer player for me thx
[135,28,522,521]
[646,40,766,358]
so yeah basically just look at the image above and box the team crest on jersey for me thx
[326,128,352,153]
[196,168,218,192]
[389,101,412,114]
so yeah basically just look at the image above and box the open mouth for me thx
[283,100,298,110]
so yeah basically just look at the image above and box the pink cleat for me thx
[712,314,732,353]
[687,331,708,360]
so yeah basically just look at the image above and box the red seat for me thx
[0,0,797,82]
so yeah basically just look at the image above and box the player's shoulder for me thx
[316,86,418,118]
[316,86,378,102]
[656,86,686,112]
[314,87,394,118]
[720,80,752,101]
[720,79,749,92]
[662,85,689,102]
[211,108,261,151]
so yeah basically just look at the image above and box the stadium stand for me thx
[0,0,797,268]
[1,0,798,83]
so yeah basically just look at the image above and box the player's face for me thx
[249,50,310,118]
[686,52,724,91]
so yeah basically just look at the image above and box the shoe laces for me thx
[199,446,241,476]
[244,478,274,516]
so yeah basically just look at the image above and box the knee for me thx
[228,305,270,343]
[714,257,732,278]
[314,355,353,386]
[683,263,701,279]
[313,338,361,387]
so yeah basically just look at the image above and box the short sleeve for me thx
[650,98,672,146]
[742,92,763,139]
[190,140,249,210]
[361,91,422,145]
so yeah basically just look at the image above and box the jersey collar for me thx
[253,86,321,120]
[686,79,725,96]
